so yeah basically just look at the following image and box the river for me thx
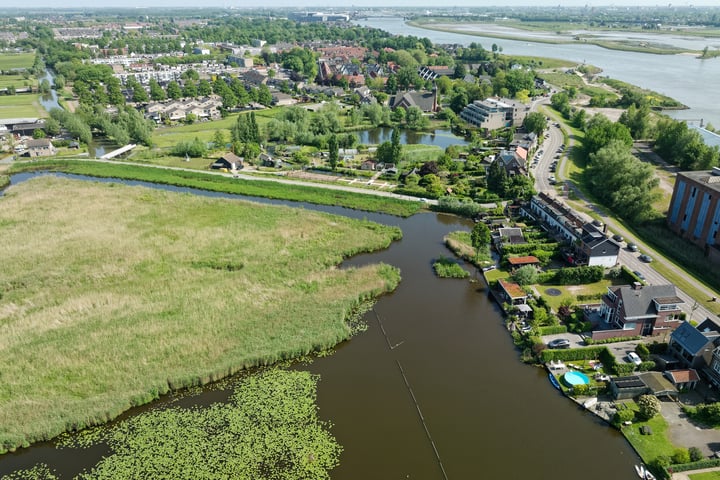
[359,17,720,128]
[0,172,638,479]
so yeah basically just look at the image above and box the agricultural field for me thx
[0,74,37,91]
[0,52,35,71]
[0,176,402,453]
[0,94,46,118]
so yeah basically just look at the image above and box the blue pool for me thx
[563,371,590,386]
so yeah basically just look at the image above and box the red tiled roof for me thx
[666,369,700,383]
[508,256,540,265]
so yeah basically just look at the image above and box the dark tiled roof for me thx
[671,321,712,355]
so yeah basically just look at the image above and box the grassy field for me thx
[0,94,46,118]
[0,52,35,71]
[690,472,720,479]
[0,74,36,90]
[10,160,422,217]
[0,176,402,452]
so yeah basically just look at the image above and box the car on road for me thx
[627,352,642,366]
[548,338,571,349]
[633,270,646,281]
[639,254,653,263]
[627,243,639,252]
[612,234,624,243]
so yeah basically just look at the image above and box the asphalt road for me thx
[529,107,720,325]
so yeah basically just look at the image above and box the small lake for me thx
[0,172,639,479]
[356,127,469,149]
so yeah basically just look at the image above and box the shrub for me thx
[672,448,691,465]
[689,447,704,462]
[613,408,635,427]
[637,394,661,420]
[554,266,605,285]
[635,343,650,360]
[669,459,720,472]
[512,265,539,286]
[433,257,470,278]
[572,384,591,396]
[614,363,636,376]
[685,402,720,427]
[540,346,608,363]
[637,361,655,372]
[647,341,668,354]
[538,325,568,336]
[585,336,642,345]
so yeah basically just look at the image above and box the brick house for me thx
[594,283,684,339]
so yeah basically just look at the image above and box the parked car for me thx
[639,254,653,263]
[548,338,571,349]
[612,234,624,243]
[627,243,639,252]
[627,352,642,366]
[633,270,646,281]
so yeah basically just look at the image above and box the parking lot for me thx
[541,333,643,366]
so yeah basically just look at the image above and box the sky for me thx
[10,1,720,9]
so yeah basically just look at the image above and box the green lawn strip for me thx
[690,472,720,479]
[0,177,401,452]
[9,160,421,217]
[0,75,37,89]
[0,94,46,118]
[402,143,443,162]
[0,52,35,70]
[503,55,576,69]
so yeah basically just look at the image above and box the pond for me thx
[355,127,469,149]
[0,172,639,480]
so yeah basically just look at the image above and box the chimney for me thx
[632,282,643,290]
[603,223,608,234]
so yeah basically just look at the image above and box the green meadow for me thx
[0,176,401,453]
[0,94,46,118]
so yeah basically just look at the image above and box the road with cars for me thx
[530,109,719,325]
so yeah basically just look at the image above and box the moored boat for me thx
[634,464,645,479]
[548,373,561,390]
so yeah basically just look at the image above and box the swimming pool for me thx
[564,371,590,386]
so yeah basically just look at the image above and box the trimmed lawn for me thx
[536,279,612,311]
[620,401,676,464]
[0,94,46,118]
[0,74,37,90]
[690,472,720,480]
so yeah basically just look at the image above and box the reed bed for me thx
[0,177,401,453]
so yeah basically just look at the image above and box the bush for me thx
[647,341,668,354]
[685,402,720,427]
[614,363,636,376]
[637,360,655,372]
[637,394,661,420]
[613,408,635,427]
[540,346,608,363]
[635,343,650,360]
[689,447,704,462]
[585,336,642,345]
[669,459,720,472]
[433,257,470,278]
[672,448,691,465]
[572,383,592,396]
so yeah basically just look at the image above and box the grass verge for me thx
[9,159,421,217]
[0,176,402,453]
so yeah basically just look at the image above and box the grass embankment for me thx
[0,177,402,453]
[9,160,421,217]
[0,175,9,189]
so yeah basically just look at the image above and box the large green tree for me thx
[471,222,491,258]
[523,112,547,136]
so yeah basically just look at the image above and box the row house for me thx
[145,96,222,123]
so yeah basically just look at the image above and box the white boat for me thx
[645,471,656,480]
[634,465,645,479]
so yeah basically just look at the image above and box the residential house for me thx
[664,369,701,390]
[497,278,528,305]
[210,153,243,171]
[492,149,526,176]
[360,160,377,171]
[595,283,684,339]
[389,89,438,113]
[668,321,714,369]
[576,223,621,267]
[272,92,298,106]
[491,227,526,252]
[705,345,720,387]
[459,97,530,130]
[25,138,55,157]
[507,256,540,270]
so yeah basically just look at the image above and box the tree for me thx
[470,222,491,258]
[453,63,466,79]
[182,81,198,99]
[486,158,508,197]
[212,130,226,151]
[635,343,650,361]
[390,127,402,164]
[328,134,339,171]
[43,117,61,136]
[523,112,548,136]
[449,89,468,114]
[149,79,166,101]
[637,394,661,420]
[197,79,213,97]
[583,114,633,155]
[512,265,538,286]
[257,84,273,106]
[166,81,182,100]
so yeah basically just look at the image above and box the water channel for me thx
[356,127,468,149]
[359,17,720,128]
[0,172,638,479]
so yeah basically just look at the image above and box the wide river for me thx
[0,173,638,479]
[360,17,720,128]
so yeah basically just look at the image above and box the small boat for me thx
[548,373,561,390]
[645,471,656,480]
[634,464,645,479]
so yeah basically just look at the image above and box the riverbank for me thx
[408,20,700,56]
[0,176,401,453]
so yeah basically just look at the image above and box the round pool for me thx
[564,371,590,386]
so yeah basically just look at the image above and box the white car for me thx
[627,352,642,366]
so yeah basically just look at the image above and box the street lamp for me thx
[691,301,699,323]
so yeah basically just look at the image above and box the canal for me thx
[0,173,639,479]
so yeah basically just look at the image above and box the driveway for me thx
[541,332,585,349]
[661,400,720,457]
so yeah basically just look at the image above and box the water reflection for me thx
[356,127,468,148]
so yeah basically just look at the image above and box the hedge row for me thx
[540,346,608,362]
[538,325,568,335]
[585,336,642,345]
[503,242,560,255]
[576,293,603,302]
[554,266,604,285]
[668,458,720,473]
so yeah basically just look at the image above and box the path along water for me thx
[0,172,639,479]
